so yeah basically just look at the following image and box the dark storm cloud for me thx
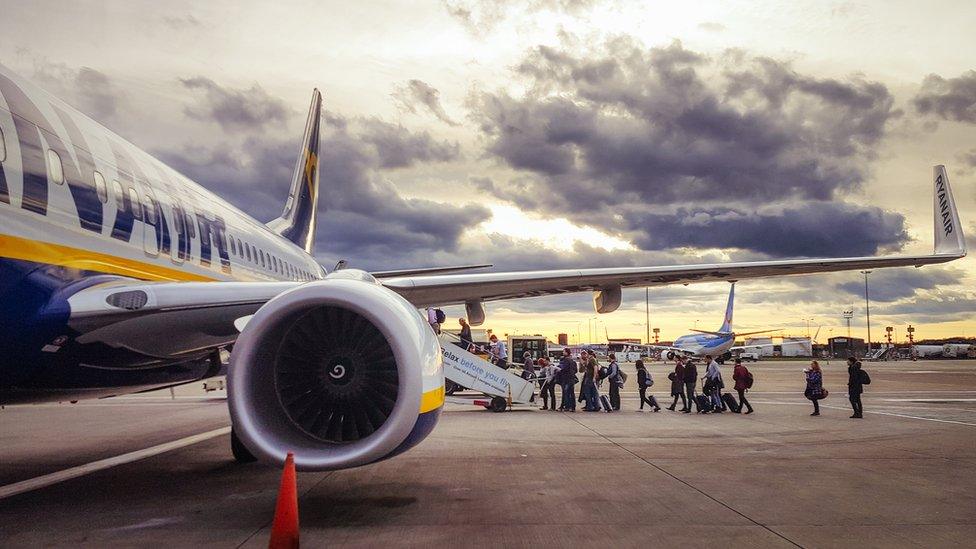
[179,77,290,131]
[468,39,907,257]
[392,79,460,126]
[357,118,460,168]
[913,71,976,123]
[835,267,965,303]
[625,202,908,257]
[159,108,479,267]
[877,292,976,322]
[31,62,123,120]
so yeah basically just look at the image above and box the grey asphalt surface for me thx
[1,359,975,548]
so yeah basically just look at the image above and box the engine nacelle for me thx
[228,276,443,471]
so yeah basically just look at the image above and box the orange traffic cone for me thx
[269,452,299,549]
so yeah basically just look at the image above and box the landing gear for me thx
[666,351,676,361]
[231,427,257,463]
[718,352,733,364]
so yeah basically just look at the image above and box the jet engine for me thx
[228,272,443,471]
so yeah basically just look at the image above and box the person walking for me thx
[683,358,699,413]
[704,355,724,413]
[489,334,508,369]
[557,348,577,412]
[804,360,826,416]
[580,350,600,411]
[538,357,557,410]
[732,358,754,414]
[602,353,623,410]
[522,351,536,380]
[635,360,661,412]
[668,358,687,411]
[457,317,473,350]
[848,357,866,419]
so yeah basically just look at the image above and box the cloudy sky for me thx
[2,0,975,344]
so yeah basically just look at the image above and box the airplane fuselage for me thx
[672,333,735,357]
[0,65,324,403]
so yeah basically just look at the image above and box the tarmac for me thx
[1,358,975,548]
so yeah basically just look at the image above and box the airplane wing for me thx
[384,166,965,308]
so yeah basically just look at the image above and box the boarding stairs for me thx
[437,333,535,410]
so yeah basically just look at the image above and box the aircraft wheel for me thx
[231,427,257,463]
[666,351,675,361]
[489,396,507,413]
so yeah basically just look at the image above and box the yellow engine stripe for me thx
[419,385,445,413]
[0,233,217,282]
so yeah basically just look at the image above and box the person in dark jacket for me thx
[683,359,699,413]
[848,357,865,418]
[457,318,473,350]
[601,353,623,410]
[580,350,600,411]
[635,360,661,412]
[668,358,687,411]
[804,361,825,416]
[732,358,754,414]
[557,348,577,412]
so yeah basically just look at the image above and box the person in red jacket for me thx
[732,358,754,414]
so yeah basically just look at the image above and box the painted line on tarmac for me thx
[754,401,976,427]
[0,426,231,500]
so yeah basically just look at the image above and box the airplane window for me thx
[128,188,142,218]
[245,244,252,262]
[143,191,157,219]
[229,237,237,256]
[47,149,64,185]
[260,250,266,268]
[93,172,108,203]
[0,127,6,162]
[112,180,124,209]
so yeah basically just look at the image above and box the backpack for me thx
[619,370,628,384]
[744,369,754,389]
[642,371,653,387]
[434,308,446,324]
[859,369,871,385]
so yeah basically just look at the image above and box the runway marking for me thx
[754,401,976,427]
[880,398,976,403]
[0,426,230,500]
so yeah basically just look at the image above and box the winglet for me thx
[268,89,322,253]
[934,165,966,256]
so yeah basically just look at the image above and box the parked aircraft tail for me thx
[718,282,735,332]
[933,165,966,256]
[267,89,322,253]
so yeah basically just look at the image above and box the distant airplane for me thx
[0,63,967,471]
[623,283,786,362]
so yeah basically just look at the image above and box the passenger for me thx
[522,351,536,380]
[557,348,577,412]
[488,334,508,369]
[457,317,473,350]
[704,354,724,413]
[539,357,557,411]
[580,350,601,411]
[732,358,754,414]
[426,307,440,334]
[635,360,661,412]
[668,357,687,411]
[602,353,623,410]
[847,357,865,419]
[804,361,826,416]
[683,358,699,413]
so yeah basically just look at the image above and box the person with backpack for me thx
[635,360,661,412]
[580,350,601,412]
[732,358,754,414]
[668,357,687,411]
[557,348,577,412]
[848,357,868,418]
[683,358,699,413]
[804,361,826,416]
[601,353,623,410]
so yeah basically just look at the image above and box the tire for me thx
[666,351,675,361]
[230,427,257,464]
[445,379,460,395]
[489,396,507,413]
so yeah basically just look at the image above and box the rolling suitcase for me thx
[722,392,740,413]
[600,394,613,412]
[695,394,712,413]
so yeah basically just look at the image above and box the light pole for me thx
[861,270,872,355]
[645,288,650,344]
[802,317,814,339]
[843,308,853,339]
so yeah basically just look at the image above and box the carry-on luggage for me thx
[600,394,613,412]
[722,392,740,413]
[695,394,712,413]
